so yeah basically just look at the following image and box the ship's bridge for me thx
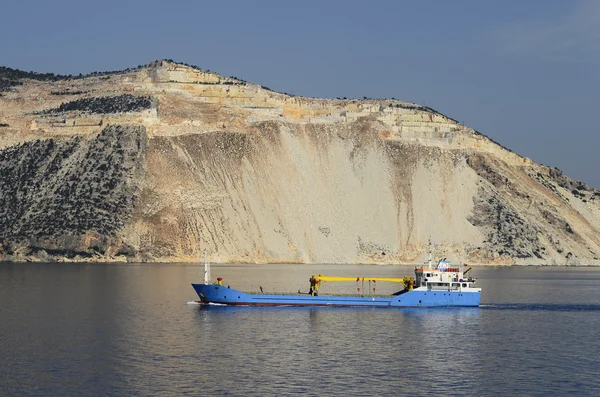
[414,263,479,292]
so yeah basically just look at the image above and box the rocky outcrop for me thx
[0,60,598,264]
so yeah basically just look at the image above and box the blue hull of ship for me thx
[192,284,480,308]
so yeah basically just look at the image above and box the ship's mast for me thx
[428,239,433,270]
[203,248,211,285]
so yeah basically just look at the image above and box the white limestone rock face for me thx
[0,61,599,264]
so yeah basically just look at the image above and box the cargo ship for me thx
[192,251,481,308]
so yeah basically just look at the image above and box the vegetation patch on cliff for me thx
[468,188,543,259]
[50,90,89,96]
[0,78,23,92]
[0,125,147,260]
[42,94,153,114]
[466,153,507,188]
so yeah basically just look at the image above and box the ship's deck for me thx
[243,292,394,298]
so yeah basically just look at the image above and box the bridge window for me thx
[462,283,467,287]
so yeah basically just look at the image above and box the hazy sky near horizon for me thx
[2,0,599,187]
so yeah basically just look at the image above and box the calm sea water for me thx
[1,263,600,396]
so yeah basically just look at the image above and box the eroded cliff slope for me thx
[1,61,599,264]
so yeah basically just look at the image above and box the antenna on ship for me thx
[203,248,211,285]
[428,238,433,270]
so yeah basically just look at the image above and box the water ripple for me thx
[481,303,600,312]
[2,263,600,396]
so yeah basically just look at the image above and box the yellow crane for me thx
[309,274,414,296]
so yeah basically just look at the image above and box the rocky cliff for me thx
[1,60,599,264]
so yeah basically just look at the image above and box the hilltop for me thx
[1,60,599,264]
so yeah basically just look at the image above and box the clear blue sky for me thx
[2,0,598,188]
